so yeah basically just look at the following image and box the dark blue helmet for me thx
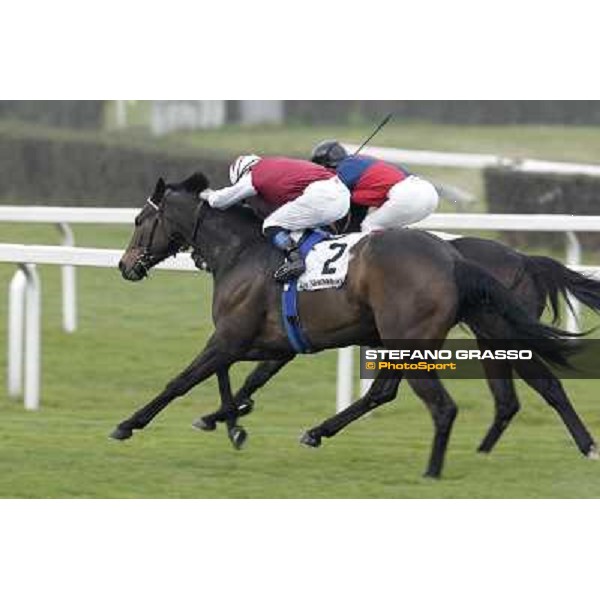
[311,140,348,169]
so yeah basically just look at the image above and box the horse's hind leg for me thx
[477,358,521,454]
[301,375,401,447]
[232,358,292,414]
[513,359,598,459]
[370,283,456,476]
[407,376,458,478]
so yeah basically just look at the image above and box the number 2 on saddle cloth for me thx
[282,229,352,354]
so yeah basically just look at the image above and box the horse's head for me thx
[118,172,209,281]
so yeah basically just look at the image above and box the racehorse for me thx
[114,171,584,478]
[206,227,600,461]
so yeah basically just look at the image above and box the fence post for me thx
[565,231,581,332]
[336,347,354,412]
[56,223,77,332]
[22,264,41,411]
[7,269,26,398]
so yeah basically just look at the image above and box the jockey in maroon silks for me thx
[311,141,439,232]
[202,155,350,282]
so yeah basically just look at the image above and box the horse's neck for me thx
[197,207,264,275]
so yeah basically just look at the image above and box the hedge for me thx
[0,124,231,206]
[0,101,105,130]
[484,166,600,249]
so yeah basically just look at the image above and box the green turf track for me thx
[1,223,600,498]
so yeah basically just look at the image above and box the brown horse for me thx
[202,235,600,461]
[114,172,583,477]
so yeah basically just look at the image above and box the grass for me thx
[174,121,600,162]
[1,224,600,498]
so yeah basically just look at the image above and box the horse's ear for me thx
[181,171,209,194]
[154,177,166,200]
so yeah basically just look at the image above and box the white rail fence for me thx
[342,143,600,177]
[3,208,600,413]
[2,206,599,335]
[1,243,195,410]
[0,206,137,334]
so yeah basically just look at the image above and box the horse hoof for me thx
[110,426,132,441]
[229,427,248,450]
[192,417,216,432]
[587,445,599,460]
[299,431,321,448]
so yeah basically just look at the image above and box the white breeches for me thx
[262,177,350,232]
[360,176,439,233]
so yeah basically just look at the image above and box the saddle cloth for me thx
[294,230,461,291]
[296,232,367,291]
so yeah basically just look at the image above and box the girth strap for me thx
[281,229,331,354]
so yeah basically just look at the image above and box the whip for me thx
[352,112,393,155]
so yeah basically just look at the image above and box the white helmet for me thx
[229,154,261,185]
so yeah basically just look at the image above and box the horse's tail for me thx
[523,254,600,324]
[453,259,580,368]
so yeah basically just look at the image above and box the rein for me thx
[191,199,209,246]
[189,200,211,271]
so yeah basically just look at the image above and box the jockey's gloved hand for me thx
[191,250,209,271]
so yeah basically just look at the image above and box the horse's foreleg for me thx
[110,339,232,441]
[407,375,458,478]
[193,358,293,432]
[477,358,521,454]
[513,359,598,459]
[300,374,402,447]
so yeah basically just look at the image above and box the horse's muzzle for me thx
[118,252,148,282]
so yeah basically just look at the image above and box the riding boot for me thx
[274,247,306,282]
[265,227,306,283]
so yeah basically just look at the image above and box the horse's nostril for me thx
[118,260,124,271]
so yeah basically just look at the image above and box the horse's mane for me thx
[170,171,264,241]
[219,203,265,238]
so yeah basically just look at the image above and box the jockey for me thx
[201,155,350,282]
[311,140,439,232]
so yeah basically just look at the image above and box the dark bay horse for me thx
[114,172,584,477]
[211,234,600,460]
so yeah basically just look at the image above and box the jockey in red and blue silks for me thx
[311,140,439,232]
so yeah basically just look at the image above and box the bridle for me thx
[133,190,211,277]
[131,201,163,278]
